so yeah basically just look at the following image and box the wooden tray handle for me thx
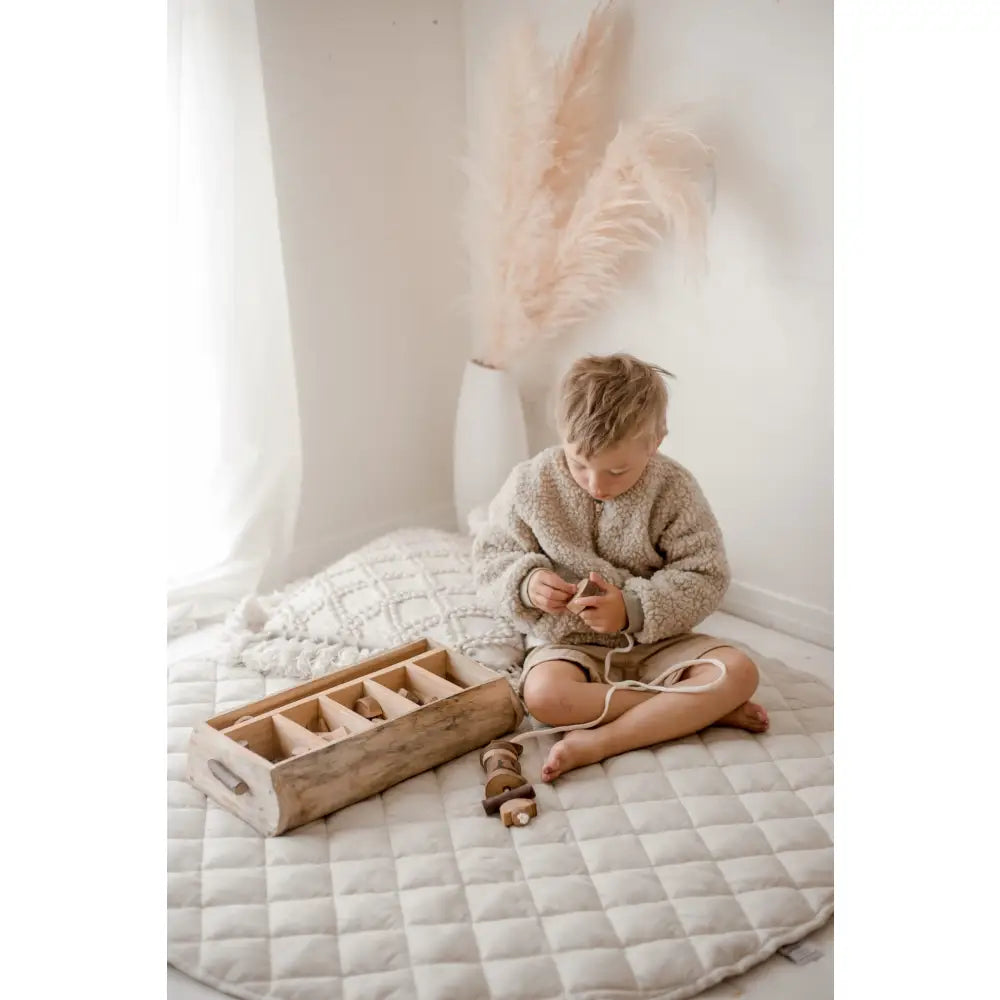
[207,759,250,796]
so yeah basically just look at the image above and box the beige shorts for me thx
[517,632,732,700]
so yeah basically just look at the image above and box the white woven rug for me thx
[214,528,526,684]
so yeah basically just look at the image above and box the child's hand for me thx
[527,571,577,613]
[569,572,628,633]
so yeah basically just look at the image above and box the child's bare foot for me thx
[540,702,769,781]
[541,730,607,781]
[715,701,769,733]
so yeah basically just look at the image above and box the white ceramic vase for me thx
[453,359,529,534]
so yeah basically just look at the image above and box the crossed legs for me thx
[521,647,769,781]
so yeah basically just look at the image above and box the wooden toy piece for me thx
[235,715,254,725]
[484,767,525,798]
[482,748,520,774]
[500,798,537,827]
[568,576,604,615]
[320,726,349,742]
[485,759,520,780]
[398,688,423,705]
[482,783,535,816]
[479,740,523,769]
[354,696,384,720]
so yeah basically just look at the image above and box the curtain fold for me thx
[167,0,300,636]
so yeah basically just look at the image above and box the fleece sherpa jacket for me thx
[472,446,731,649]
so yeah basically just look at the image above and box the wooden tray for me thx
[186,638,523,835]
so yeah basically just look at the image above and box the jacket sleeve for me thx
[472,468,553,634]
[621,472,731,644]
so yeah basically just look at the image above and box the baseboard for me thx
[281,501,459,584]
[721,580,834,649]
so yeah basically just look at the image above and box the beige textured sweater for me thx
[473,446,731,648]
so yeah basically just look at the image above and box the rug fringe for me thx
[213,595,375,680]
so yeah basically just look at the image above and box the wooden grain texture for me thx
[484,767,524,797]
[441,646,526,727]
[363,680,420,720]
[406,665,463,700]
[272,675,517,833]
[188,638,523,836]
[371,664,464,704]
[207,639,429,729]
[186,723,283,834]
[223,715,281,761]
[483,749,520,774]
[436,646,503,687]
[272,714,326,756]
[317,696,373,735]
[408,649,449,677]
[274,699,325,732]
[322,681,370,712]
[479,740,524,765]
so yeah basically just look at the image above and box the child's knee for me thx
[522,661,580,724]
[522,675,564,724]
[720,649,758,699]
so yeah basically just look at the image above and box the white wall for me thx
[255,0,467,579]
[462,0,833,646]
[251,0,832,646]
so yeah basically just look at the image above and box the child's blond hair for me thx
[556,353,673,458]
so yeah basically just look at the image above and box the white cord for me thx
[512,634,728,744]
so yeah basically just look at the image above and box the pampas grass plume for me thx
[464,1,713,369]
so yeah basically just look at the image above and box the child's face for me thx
[563,434,660,501]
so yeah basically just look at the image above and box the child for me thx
[473,353,768,781]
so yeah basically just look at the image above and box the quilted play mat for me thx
[168,530,833,1000]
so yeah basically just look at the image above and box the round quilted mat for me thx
[168,643,833,1000]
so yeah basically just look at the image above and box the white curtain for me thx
[168,0,301,635]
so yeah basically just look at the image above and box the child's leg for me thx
[540,646,761,781]
[522,659,658,727]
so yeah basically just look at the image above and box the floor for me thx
[168,610,834,1000]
